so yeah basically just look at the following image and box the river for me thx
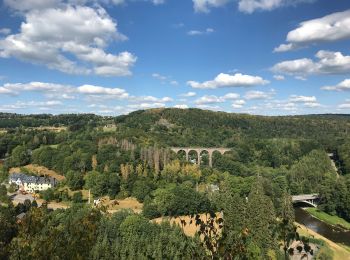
[294,207,350,246]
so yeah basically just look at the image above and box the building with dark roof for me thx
[9,173,57,193]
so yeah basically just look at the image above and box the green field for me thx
[305,208,350,230]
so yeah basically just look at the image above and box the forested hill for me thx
[1,109,350,148]
[113,108,350,147]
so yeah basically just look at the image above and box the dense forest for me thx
[1,108,350,259]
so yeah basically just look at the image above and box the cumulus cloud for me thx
[0,4,136,76]
[152,73,167,81]
[273,75,285,81]
[77,85,129,98]
[4,0,61,12]
[275,10,350,52]
[272,50,350,76]
[187,28,214,36]
[0,81,130,100]
[192,0,231,13]
[194,92,240,104]
[180,92,197,97]
[187,73,269,89]
[321,79,350,91]
[195,95,224,105]
[0,28,11,35]
[193,0,314,14]
[174,104,189,109]
[195,104,222,111]
[338,101,350,109]
[152,73,178,85]
[244,90,275,100]
[289,95,316,103]
[128,102,166,110]
[232,99,246,108]
[222,92,240,100]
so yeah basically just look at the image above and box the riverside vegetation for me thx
[1,108,350,259]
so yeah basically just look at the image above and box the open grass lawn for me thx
[305,208,350,230]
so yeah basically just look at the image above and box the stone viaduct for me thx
[170,147,231,167]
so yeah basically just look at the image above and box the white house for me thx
[9,173,57,193]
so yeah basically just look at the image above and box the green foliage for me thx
[0,185,9,203]
[10,145,31,167]
[72,191,83,203]
[143,184,212,218]
[287,150,337,194]
[66,170,84,190]
[0,205,17,259]
[245,178,278,257]
[40,188,55,202]
[85,171,120,198]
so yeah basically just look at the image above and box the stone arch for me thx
[188,149,199,164]
[176,149,187,161]
[200,150,210,166]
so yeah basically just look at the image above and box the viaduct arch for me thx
[170,147,231,167]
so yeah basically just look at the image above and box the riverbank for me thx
[297,223,350,259]
[305,208,350,230]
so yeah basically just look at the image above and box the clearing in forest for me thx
[9,164,65,181]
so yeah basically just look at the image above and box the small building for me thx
[9,173,57,193]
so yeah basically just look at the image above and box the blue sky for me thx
[0,0,350,115]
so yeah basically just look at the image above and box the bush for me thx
[72,191,83,203]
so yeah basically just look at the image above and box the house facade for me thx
[9,173,57,193]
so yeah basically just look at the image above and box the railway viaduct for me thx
[170,147,231,167]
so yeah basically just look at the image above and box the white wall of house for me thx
[23,182,53,192]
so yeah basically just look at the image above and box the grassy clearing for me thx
[305,208,350,230]
[10,164,65,181]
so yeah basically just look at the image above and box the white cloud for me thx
[222,92,240,100]
[181,92,197,97]
[174,104,189,109]
[238,0,283,13]
[195,95,224,105]
[289,95,316,103]
[77,85,129,98]
[275,10,350,52]
[0,87,15,95]
[0,5,136,76]
[187,28,214,36]
[152,73,167,81]
[192,0,231,13]
[321,79,350,91]
[273,75,285,81]
[273,43,294,52]
[152,73,178,85]
[0,28,11,35]
[272,50,350,76]
[244,90,275,100]
[194,92,240,104]
[0,82,130,100]
[187,73,269,89]
[192,0,314,14]
[4,0,61,12]
[195,104,221,110]
[128,102,166,109]
[304,102,321,108]
[232,99,246,108]
[338,102,350,109]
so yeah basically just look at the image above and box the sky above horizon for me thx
[1,0,350,116]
